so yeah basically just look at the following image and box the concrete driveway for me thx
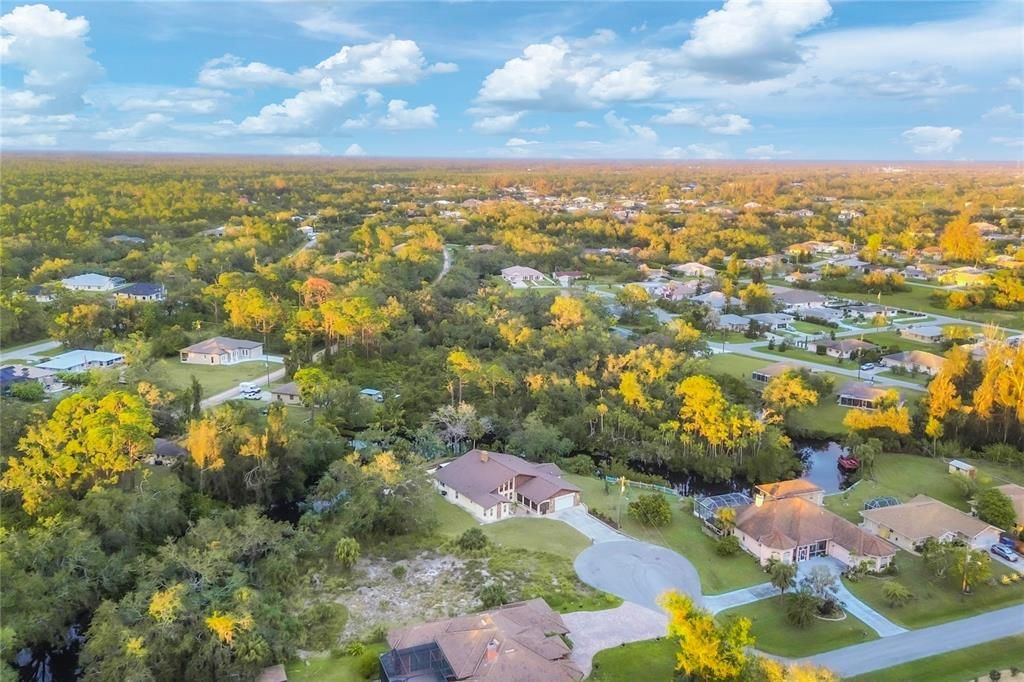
[550,506,623,543]
[798,558,906,637]
[562,602,668,677]
[574,540,702,612]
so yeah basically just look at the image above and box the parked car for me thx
[860,363,875,371]
[991,544,1019,562]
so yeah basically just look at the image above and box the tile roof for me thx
[435,450,579,509]
[861,495,1001,541]
[736,497,895,557]
[882,350,947,369]
[756,479,823,500]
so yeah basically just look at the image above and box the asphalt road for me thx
[0,339,61,362]
[573,539,703,612]
[200,365,287,409]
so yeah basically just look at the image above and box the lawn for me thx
[285,643,388,682]
[858,330,943,352]
[589,638,677,681]
[701,352,769,380]
[565,474,768,594]
[876,369,931,386]
[707,330,758,344]
[753,344,854,367]
[846,635,1024,682]
[144,358,278,395]
[843,550,1024,629]
[786,399,850,438]
[793,321,835,335]
[716,598,878,657]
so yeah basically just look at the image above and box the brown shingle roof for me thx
[387,599,582,682]
[737,497,895,558]
[861,495,1001,541]
[435,450,579,509]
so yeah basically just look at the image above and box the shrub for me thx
[604,459,669,486]
[588,508,619,529]
[977,488,1017,530]
[9,381,45,402]
[335,537,361,570]
[785,590,819,628]
[716,535,741,556]
[357,651,381,679]
[628,493,672,528]
[559,454,594,476]
[480,583,509,608]
[299,603,349,650]
[344,641,366,657]
[457,527,489,551]
[391,565,407,579]
[882,580,912,607]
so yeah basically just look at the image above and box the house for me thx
[270,382,302,405]
[379,599,581,682]
[900,325,945,344]
[37,349,124,373]
[715,313,752,332]
[733,488,895,569]
[359,388,385,402]
[60,273,125,292]
[994,484,1024,532]
[799,306,844,324]
[939,266,992,288]
[845,303,895,320]
[881,350,947,376]
[902,266,931,281]
[768,286,828,310]
[553,270,585,286]
[151,438,188,466]
[755,479,826,506]
[860,495,1002,552]
[692,291,742,311]
[114,282,166,302]
[817,338,877,359]
[785,271,821,284]
[751,362,799,384]
[0,364,58,392]
[746,313,794,330]
[434,450,580,523]
[256,665,288,682]
[745,255,784,270]
[27,284,56,303]
[670,262,717,278]
[948,459,977,479]
[501,266,545,285]
[179,336,263,365]
[658,280,700,301]
[107,234,145,244]
[836,381,902,410]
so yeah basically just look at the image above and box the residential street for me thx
[0,339,61,362]
[200,364,286,409]
[573,539,703,612]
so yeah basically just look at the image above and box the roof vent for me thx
[485,638,499,663]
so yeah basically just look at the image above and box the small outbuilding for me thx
[948,459,977,479]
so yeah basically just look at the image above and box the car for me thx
[860,363,875,371]
[991,544,1019,562]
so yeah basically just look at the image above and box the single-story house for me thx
[692,291,743,311]
[379,599,582,682]
[860,495,1002,552]
[501,266,545,285]
[27,284,56,303]
[747,312,794,330]
[256,665,288,682]
[670,262,717,278]
[0,364,58,391]
[902,266,931,281]
[828,256,871,272]
[658,280,700,301]
[799,306,844,324]
[150,438,188,466]
[37,349,124,373]
[881,350,947,376]
[434,449,580,523]
[817,338,877,359]
[751,362,799,384]
[715,313,752,332]
[769,286,828,310]
[938,266,992,288]
[836,381,902,410]
[745,255,784,270]
[60,273,125,292]
[845,303,895,319]
[994,484,1024,532]
[179,336,263,365]
[106,234,146,245]
[270,382,302,405]
[784,271,821,284]
[114,282,166,302]
[553,270,585,286]
[359,388,385,402]
[900,325,945,344]
[734,492,896,570]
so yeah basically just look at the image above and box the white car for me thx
[860,363,875,371]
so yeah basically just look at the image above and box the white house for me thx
[37,349,124,373]
[860,495,1002,552]
[670,262,717,278]
[179,336,264,365]
[501,266,546,285]
[60,273,125,292]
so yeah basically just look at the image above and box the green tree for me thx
[9,381,45,402]
[785,589,819,628]
[334,537,361,570]
[628,493,672,527]
[976,488,1017,530]
[882,581,912,607]
[769,560,798,598]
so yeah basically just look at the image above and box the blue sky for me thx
[1,1,1021,159]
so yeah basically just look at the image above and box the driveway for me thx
[798,558,907,637]
[574,540,702,612]
[562,602,668,677]
[550,506,623,543]
[704,582,780,614]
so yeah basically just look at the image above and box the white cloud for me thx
[681,0,832,82]
[428,62,459,74]
[604,111,657,144]
[505,137,538,147]
[982,105,1022,123]
[745,143,792,158]
[378,99,437,130]
[0,88,54,112]
[472,111,525,134]
[1006,76,1023,90]
[901,126,962,155]
[295,12,372,40]
[0,3,103,113]
[94,113,171,141]
[832,66,970,98]
[1,132,57,147]
[1,112,79,147]
[343,143,366,156]
[652,106,752,135]
[109,87,228,115]
[588,62,659,101]
[238,78,357,135]
[199,55,306,89]
[574,120,597,128]
[315,36,454,86]
[285,141,326,155]
[363,89,384,107]
[991,136,1024,149]
[661,143,728,159]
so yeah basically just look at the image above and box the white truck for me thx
[238,382,262,400]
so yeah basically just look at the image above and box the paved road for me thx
[574,540,703,612]
[550,506,624,543]
[200,365,286,409]
[433,246,453,285]
[562,602,667,677]
[804,604,1024,676]
[0,339,61,362]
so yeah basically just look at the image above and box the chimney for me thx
[485,638,499,663]
[754,493,764,508]
[480,451,489,463]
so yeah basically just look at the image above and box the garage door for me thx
[553,493,575,511]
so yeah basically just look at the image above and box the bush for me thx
[715,535,741,556]
[588,508,620,529]
[882,580,912,607]
[604,458,669,486]
[356,650,381,679]
[299,603,349,650]
[559,454,594,475]
[335,537,361,570]
[8,381,45,402]
[480,583,508,608]
[457,527,489,551]
[628,493,672,527]
[977,488,1017,530]
[391,565,407,579]
[785,590,819,628]
[344,641,366,657]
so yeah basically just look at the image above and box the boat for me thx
[837,455,860,472]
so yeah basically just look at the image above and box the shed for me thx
[948,459,976,479]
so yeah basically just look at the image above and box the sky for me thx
[1,1,1022,160]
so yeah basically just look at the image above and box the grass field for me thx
[847,635,1024,682]
[823,283,1024,331]
[590,638,677,681]
[717,598,878,657]
[876,369,931,386]
[857,330,943,352]
[753,344,854,367]
[565,474,768,594]
[786,400,851,437]
[145,358,277,395]
[285,643,388,682]
[793,321,835,335]
[843,551,1024,629]
[701,352,768,379]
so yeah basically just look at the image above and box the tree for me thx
[616,283,652,321]
[9,381,45,402]
[334,537,361,570]
[457,527,489,551]
[785,589,819,628]
[185,417,224,494]
[799,565,840,614]
[762,372,818,416]
[549,295,587,331]
[940,214,987,264]
[882,581,912,607]
[769,560,798,598]
[714,506,736,532]
[659,591,754,681]
[1,391,156,514]
[739,282,774,313]
[954,546,992,593]
[507,413,573,462]
[976,488,1017,530]
[628,493,672,527]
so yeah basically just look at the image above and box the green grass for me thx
[876,369,931,386]
[843,551,1024,629]
[590,638,678,681]
[847,635,1024,682]
[963,458,1024,486]
[706,330,757,344]
[144,358,279,395]
[786,399,851,437]
[717,598,878,657]
[793,321,835,334]
[858,330,943,352]
[701,352,770,379]
[285,643,388,682]
[753,344,854,367]
[565,474,768,594]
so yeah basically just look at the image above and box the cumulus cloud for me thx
[104,87,229,115]
[681,0,832,82]
[746,144,792,158]
[901,126,962,154]
[575,120,597,128]
[378,99,437,129]
[652,106,752,135]
[199,55,305,89]
[315,36,454,85]
[505,137,538,146]
[662,143,728,159]
[832,66,970,98]
[238,78,357,135]
[0,3,103,113]
[588,62,659,102]
[604,110,657,144]
[94,113,171,141]
[472,111,525,134]
[982,105,1022,122]
[343,143,367,156]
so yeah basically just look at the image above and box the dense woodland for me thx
[1,157,1023,679]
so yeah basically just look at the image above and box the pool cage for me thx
[379,642,454,682]
[863,496,900,511]
[693,492,753,525]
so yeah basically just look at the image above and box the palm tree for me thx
[769,560,798,598]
